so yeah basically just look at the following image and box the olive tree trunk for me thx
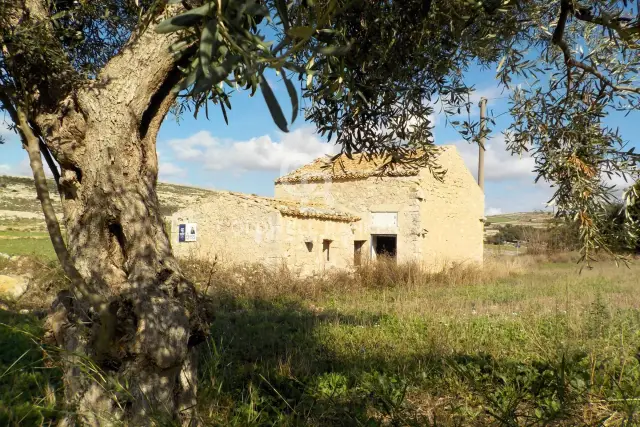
[17,21,205,426]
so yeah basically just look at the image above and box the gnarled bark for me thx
[2,3,204,425]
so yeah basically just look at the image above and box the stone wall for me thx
[169,146,483,273]
[170,192,282,266]
[418,147,484,268]
[279,215,355,275]
[169,191,355,274]
[274,146,484,268]
[275,175,423,264]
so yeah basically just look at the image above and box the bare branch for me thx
[568,58,640,95]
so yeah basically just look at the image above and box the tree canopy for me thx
[160,0,640,263]
[2,0,640,263]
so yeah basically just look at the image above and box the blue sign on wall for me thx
[178,224,186,242]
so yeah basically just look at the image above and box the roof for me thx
[275,146,453,184]
[199,191,360,222]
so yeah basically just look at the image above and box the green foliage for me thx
[291,0,640,260]
[497,1,640,263]
[486,222,581,254]
[486,224,530,244]
[4,258,640,424]
[153,0,339,130]
[2,0,640,262]
[0,232,57,260]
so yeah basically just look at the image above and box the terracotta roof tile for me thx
[275,146,452,184]
[220,191,360,222]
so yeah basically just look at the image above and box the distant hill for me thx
[484,211,555,240]
[486,211,554,228]
[1,173,555,235]
[0,175,214,227]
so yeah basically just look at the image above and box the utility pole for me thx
[478,97,487,192]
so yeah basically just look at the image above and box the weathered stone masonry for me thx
[170,146,484,275]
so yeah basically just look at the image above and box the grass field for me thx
[186,257,640,425]
[3,255,640,425]
[0,231,55,260]
[486,212,553,227]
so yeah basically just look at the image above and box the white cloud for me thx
[166,127,338,176]
[159,161,186,180]
[485,207,503,216]
[168,130,216,160]
[449,133,535,182]
[491,181,556,214]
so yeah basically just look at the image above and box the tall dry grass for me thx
[183,254,640,426]
[180,254,533,305]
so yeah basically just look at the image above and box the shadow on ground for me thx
[197,294,640,426]
[2,292,640,426]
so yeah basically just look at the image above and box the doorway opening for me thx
[371,235,397,259]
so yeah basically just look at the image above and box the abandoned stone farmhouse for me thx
[170,145,484,275]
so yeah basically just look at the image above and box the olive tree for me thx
[0,0,319,424]
[1,0,639,424]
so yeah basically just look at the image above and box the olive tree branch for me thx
[567,58,640,95]
[552,0,640,96]
[573,6,640,41]
[552,0,572,90]
[0,88,105,309]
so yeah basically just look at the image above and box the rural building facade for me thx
[170,145,484,274]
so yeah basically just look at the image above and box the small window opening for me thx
[354,240,366,266]
[323,239,332,262]
[305,241,313,252]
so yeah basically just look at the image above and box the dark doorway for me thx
[354,241,366,266]
[373,235,397,258]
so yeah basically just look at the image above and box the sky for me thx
[1,66,638,216]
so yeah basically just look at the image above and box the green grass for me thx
[188,258,640,425]
[3,256,640,425]
[0,217,45,230]
[0,235,55,260]
[485,243,526,252]
[0,231,49,238]
[486,215,517,223]
[0,310,62,426]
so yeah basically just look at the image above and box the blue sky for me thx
[1,66,638,215]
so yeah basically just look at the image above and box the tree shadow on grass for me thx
[0,309,61,426]
[200,296,410,426]
[198,295,640,426]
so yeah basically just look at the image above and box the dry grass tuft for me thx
[181,254,533,305]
